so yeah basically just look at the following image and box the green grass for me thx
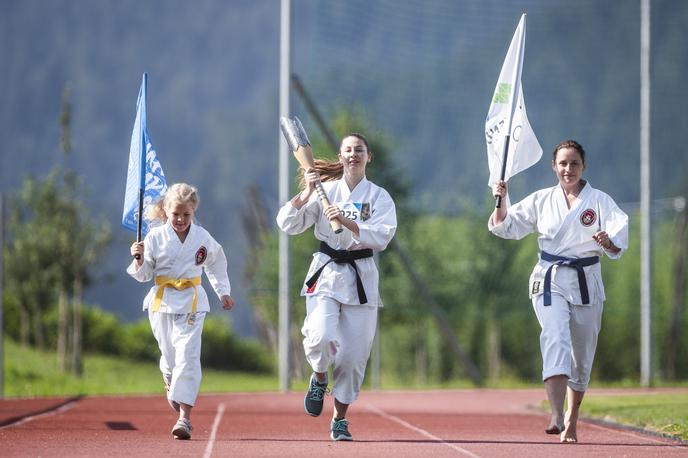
[581,394,688,441]
[2,338,277,397]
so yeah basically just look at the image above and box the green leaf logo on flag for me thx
[493,83,512,103]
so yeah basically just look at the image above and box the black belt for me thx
[305,242,374,304]
[540,251,599,306]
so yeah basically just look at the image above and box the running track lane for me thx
[0,389,685,457]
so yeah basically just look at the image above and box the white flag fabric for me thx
[485,14,542,187]
[122,73,167,236]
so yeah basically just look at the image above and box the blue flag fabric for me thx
[122,73,167,236]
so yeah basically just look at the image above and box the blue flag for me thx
[122,73,167,237]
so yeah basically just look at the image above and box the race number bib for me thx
[336,202,371,221]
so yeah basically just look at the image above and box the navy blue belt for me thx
[540,251,599,306]
[305,242,374,304]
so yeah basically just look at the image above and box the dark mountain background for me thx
[1,0,686,336]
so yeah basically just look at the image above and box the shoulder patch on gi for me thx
[580,208,597,227]
[195,246,207,265]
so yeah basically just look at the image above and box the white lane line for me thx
[365,403,482,457]
[203,402,226,458]
[202,402,226,458]
[0,399,79,430]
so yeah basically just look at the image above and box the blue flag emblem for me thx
[122,73,167,236]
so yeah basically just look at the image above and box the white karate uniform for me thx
[127,222,231,406]
[489,182,628,391]
[277,177,397,404]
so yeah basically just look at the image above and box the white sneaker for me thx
[171,418,192,440]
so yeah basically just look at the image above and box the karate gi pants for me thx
[301,295,378,405]
[148,309,206,406]
[532,293,603,392]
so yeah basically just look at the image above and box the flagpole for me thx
[496,14,526,208]
[136,73,148,255]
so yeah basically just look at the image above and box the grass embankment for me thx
[582,394,688,442]
[2,338,277,397]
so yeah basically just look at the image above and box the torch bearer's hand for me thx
[324,203,358,236]
[303,168,320,190]
[323,203,342,222]
[130,242,144,266]
[294,169,320,207]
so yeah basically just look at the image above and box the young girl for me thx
[276,133,397,441]
[128,183,234,440]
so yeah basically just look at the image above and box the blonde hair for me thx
[144,183,200,223]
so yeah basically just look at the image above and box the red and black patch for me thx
[195,246,207,265]
[580,208,597,227]
[306,281,317,293]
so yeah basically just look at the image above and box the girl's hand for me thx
[492,180,507,199]
[221,295,235,310]
[130,242,144,266]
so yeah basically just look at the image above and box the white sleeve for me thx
[203,235,232,298]
[353,189,397,251]
[488,193,538,240]
[603,194,629,260]
[126,233,155,282]
[275,196,321,235]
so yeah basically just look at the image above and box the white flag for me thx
[485,14,542,187]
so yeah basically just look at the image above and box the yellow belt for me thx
[153,276,202,313]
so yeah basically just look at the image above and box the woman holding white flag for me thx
[488,139,628,443]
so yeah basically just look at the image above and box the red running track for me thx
[1,388,686,457]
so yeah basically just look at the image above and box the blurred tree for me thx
[4,84,111,375]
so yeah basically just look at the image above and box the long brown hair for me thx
[297,159,343,190]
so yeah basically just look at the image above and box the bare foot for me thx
[560,430,577,443]
[545,424,563,434]
[545,415,564,434]
[560,411,578,443]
